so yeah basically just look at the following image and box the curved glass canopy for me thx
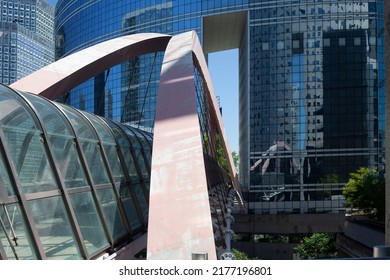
[0,84,151,260]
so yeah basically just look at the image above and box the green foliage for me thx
[318,172,340,199]
[231,248,259,260]
[343,167,385,220]
[232,248,250,260]
[215,133,229,174]
[320,172,339,184]
[232,151,240,176]
[294,233,338,259]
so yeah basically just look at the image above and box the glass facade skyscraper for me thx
[0,0,54,85]
[55,0,384,214]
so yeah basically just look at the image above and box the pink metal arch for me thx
[10,33,171,100]
[147,31,241,260]
[9,31,242,260]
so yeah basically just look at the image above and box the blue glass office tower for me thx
[54,0,384,214]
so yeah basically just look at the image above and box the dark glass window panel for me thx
[0,203,37,259]
[96,188,126,240]
[80,140,110,185]
[119,185,142,230]
[28,196,82,260]
[0,147,14,196]
[3,127,58,193]
[69,192,109,255]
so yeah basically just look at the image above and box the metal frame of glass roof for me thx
[0,83,152,260]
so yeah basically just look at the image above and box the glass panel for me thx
[143,180,150,192]
[0,204,37,259]
[20,93,90,189]
[133,147,149,179]
[138,137,152,167]
[103,143,125,184]
[3,127,58,193]
[122,147,140,182]
[119,185,141,230]
[50,134,89,188]
[104,121,140,182]
[21,92,72,136]
[96,188,126,240]
[80,139,110,185]
[69,192,109,256]
[82,112,116,144]
[133,183,148,222]
[28,196,82,260]
[56,104,96,140]
[0,88,38,134]
[0,88,57,193]
[122,127,149,179]
[0,148,14,196]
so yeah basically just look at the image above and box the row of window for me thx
[2,1,35,11]
[259,36,376,52]
[2,8,35,18]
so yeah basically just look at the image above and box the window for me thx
[323,38,330,47]
[354,37,361,46]
[28,197,82,260]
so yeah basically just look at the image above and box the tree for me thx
[343,167,385,220]
[232,248,250,260]
[231,248,259,260]
[294,233,338,259]
[215,133,229,174]
[232,151,239,176]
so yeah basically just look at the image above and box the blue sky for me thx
[45,0,239,152]
[47,0,57,6]
[208,50,239,152]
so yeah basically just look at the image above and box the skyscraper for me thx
[0,0,54,85]
[54,0,384,214]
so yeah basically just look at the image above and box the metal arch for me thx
[147,31,242,260]
[10,33,172,100]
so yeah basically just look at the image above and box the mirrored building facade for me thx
[0,0,54,85]
[54,0,384,214]
[0,83,151,259]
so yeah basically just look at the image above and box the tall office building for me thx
[0,0,54,85]
[55,0,384,214]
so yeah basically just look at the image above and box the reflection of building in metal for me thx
[250,141,299,201]
[3,31,241,260]
[54,1,384,216]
